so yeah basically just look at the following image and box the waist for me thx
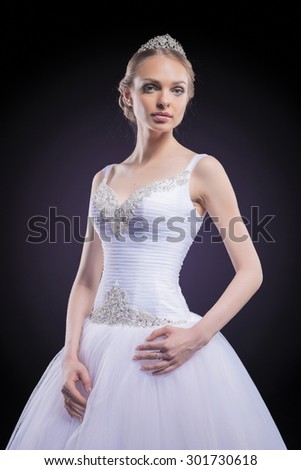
[90,305,188,328]
[91,280,189,328]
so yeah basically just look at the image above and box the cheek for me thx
[134,95,153,113]
[176,97,189,113]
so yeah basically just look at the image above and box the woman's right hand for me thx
[61,356,92,421]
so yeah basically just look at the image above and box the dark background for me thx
[1,4,300,449]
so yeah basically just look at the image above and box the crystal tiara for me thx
[137,34,186,58]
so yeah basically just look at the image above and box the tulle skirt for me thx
[7,314,286,450]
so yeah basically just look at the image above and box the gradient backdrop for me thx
[1,5,300,449]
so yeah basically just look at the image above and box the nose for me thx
[156,91,170,109]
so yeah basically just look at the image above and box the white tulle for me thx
[7,154,287,450]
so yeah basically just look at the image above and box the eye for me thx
[142,84,158,93]
[172,87,185,95]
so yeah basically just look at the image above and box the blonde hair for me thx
[118,49,195,124]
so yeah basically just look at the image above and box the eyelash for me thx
[142,84,185,95]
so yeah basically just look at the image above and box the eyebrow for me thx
[142,78,187,85]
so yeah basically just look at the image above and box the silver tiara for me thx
[137,34,186,58]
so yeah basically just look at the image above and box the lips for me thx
[151,112,172,118]
[151,112,173,122]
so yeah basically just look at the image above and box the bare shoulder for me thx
[194,155,234,191]
[92,169,105,186]
[90,167,107,195]
[195,154,227,177]
[190,154,237,206]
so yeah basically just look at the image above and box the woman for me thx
[7,34,286,449]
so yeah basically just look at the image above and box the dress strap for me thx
[185,153,208,172]
[103,154,208,182]
[102,164,114,182]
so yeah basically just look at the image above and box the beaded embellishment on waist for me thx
[90,281,187,328]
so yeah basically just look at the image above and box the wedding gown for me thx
[7,153,286,450]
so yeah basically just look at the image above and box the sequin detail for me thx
[90,281,187,328]
[92,170,190,238]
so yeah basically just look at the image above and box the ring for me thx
[66,396,71,403]
[154,354,160,360]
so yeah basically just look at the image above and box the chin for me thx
[151,125,174,134]
[150,120,177,131]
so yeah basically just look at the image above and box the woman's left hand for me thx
[133,325,207,375]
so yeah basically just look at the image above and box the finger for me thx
[152,364,177,375]
[61,383,87,407]
[139,360,170,372]
[64,394,86,416]
[133,352,169,361]
[64,396,86,413]
[79,368,92,394]
[135,340,166,352]
[145,326,171,341]
[64,402,84,421]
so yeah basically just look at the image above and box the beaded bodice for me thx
[89,154,207,326]
[92,169,190,239]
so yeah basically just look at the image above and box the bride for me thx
[7,34,286,450]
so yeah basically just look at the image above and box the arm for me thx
[61,170,105,418]
[191,155,263,343]
[134,156,263,374]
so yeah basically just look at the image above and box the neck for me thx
[131,127,180,164]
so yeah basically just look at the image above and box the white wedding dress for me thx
[7,154,286,449]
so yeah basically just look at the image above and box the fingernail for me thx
[132,356,138,360]
[87,386,92,393]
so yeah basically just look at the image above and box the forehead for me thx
[134,55,188,83]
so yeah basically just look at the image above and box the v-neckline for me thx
[102,154,199,207]
[103,168,189,206]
